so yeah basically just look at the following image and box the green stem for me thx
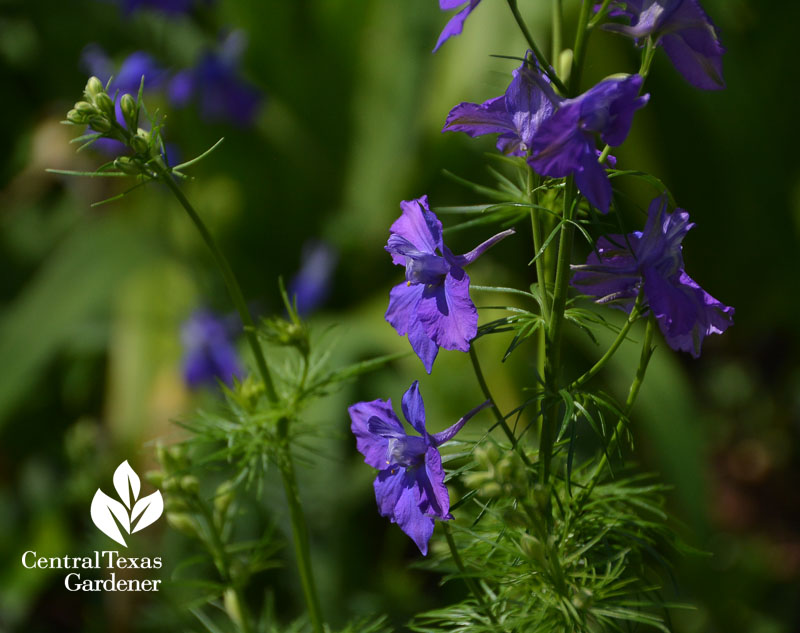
[442,523,500,627]
[568,292,643,391]
[588,0,614,29]
[469,346,533,469]
[277,443,324,633]
[568,0,593,96]
[158,171,278,404]
[528,169,551,323]
[540,177,577,485]
[552,0,563,67]
[506,0,568,94]
[195,500,254,633]
[159,169,324,633]
[582,317,656,500]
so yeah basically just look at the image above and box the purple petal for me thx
[574,147,613,212]
[442,96,516,142]
[416,268,477,352]
[387,196,443,266]
[422,447,451,519]
[401,381,428,436]
[646,269,734,357]
[386,282,425,337]
[349,399,404,469]
[660,0,725,90]
[635,195,693,272]
[408,319,440,373]
[505,62,560,148]
[451,228,515,267]
[570,234,642,308]
[527,104,587,178]
[433,0,482,52]
[430,399,491,446]
[374,469,434,555]
[385,282,440,372]
[374,467,409,517]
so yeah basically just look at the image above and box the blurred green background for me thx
[1,0,799,631]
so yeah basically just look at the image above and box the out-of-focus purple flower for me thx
[443,57,560,156]
[81,44,166,96]
[181,309,242,389]
[385,196,514,373]
[167,31,262,126]
[288,240,338,317]
[570,195,734,357]
[434,0,483,52]
[109,0,211,16]
[600,0,725,90]
[527,74,649,213]
[349,381,488,554]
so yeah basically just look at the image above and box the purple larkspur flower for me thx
[434,0,483,52]
[385,196,514,373]
[168,31,262,126]
[181,310,242,388]
[570,195,734,357]
[288,240,338,316]
[600,0,725,90]
[349,381,489,554]
[527,74,649,213]
[443,57,560,156]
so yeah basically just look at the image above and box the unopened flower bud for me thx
[144,470,164,487]
[130,133,150,156]
[120,94,138,131]
[223,588,245,630]
[180,475,199,495]
[93,92,115,120]
[166,512,197,537]
[66,109,88,125]
[114,156,141,175]
[85,76,105,99]
[214,480,236,522]
[74,101,97,114]
[89,116,111,133]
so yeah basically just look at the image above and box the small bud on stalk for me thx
[120,93,139,131]
[84,76,104,99]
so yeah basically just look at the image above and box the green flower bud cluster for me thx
[259,315,310,357]
[151,444,204,539]
[64,76,163,178]
[463,443,528,499]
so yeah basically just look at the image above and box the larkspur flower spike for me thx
[570,194,734,357]
[385,196,514,373]
[349,381,490,554]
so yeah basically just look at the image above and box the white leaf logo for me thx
[91,460,163,547]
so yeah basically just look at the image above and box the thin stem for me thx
[195,500,254,633]
[528,168,551,323]
[581,316,656,500]
[540,177,577,485]
[469,346,533,469]
[588,0,614,29]
[442,523,500,627]
[277,447,324,633]
[568,292,643,391]
[158,170,278,404]
[552,0,563,66]
[569,0,594,96]
[506,0,568,94]
[158,168,324,633]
